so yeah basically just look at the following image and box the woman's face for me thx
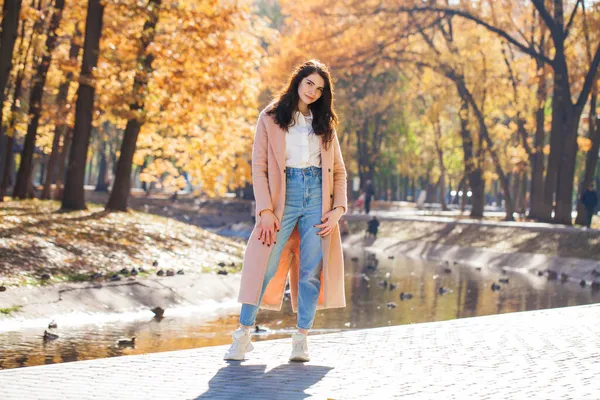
[297,72,325,106]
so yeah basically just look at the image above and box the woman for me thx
[225,60,348,362]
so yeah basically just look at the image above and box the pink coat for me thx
[237,108,348,312]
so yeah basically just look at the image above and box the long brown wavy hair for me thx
[267,60,338,149]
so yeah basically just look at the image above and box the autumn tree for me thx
[0,0,34,202]
[42,22,83,200]
[105,0,161,211]
[61,0,105,210]
[96,0,267,204]
[13,0,65,199]
[389,0,600,224]
[0,0,23,140]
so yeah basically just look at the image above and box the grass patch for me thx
[0,306,22,316]
[64,273,89,283]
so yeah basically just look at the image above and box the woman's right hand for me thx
[258,210,280,247]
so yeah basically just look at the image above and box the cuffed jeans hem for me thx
[239,316,255,327]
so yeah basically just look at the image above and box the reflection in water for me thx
[1,248,599,369]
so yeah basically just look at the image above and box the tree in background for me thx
[13,0,65,199]
[105,0,162,211]
[61,0,105,210]
[0,0,23,147]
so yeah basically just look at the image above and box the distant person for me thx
[364,180,375,214]
[580,183,598,229]
[366,216,380,238]
[225,60,348,363]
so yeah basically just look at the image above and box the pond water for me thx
[1,248,599,370]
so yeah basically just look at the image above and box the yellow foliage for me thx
[543,144,551,155]
[19,0,271,197]
[577,136,593,152]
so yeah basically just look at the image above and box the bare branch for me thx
[581,0,593,63]
[530,0,558,33]
[385,5,553,65]
[317,4,553,65]
[417,25,441,56]
[565,0,582,39]
[501,45,519,102]
[575,43,600,110]
[517,119,533,159]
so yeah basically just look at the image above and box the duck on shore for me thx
[254,325,268,333]
[117,337,136,347]
[43,330,59,341]
[399,292,413,300]
[151,307,165,318]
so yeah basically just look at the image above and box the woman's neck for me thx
[297,101,310,116]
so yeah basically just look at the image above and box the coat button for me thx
[283,168,286,173]
[328,168,331,172]
[330,194,333,198]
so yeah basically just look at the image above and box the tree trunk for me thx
[0,7,30,202]
[460,175,467,213]
[0,0,23,143]
[53,126,72,200]
[434,121,448,211]
[41,28,82,199]
[469,169,485,217]
[528,61,548,220]
[86,145,95,186]
[519,170,528,215]
[453,74,514,221]
[575,83,599,226]
[541,32,600,224]
[541,76,568,222]
[95,141,109,192]
[61,0,105,210]
[13,0,66,199]
[41,119,63,199]
[456,97,484,217]
[552,107,581,225]
[106,0,161,211]
[512,170,527,215]
[0,134,15,201]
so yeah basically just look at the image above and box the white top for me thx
[285,110,322,168]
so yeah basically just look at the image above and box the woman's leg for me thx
[296,169,323,331]
[238,171,303,328]
[238,207,298,327]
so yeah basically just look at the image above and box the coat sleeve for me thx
[252,112,273,216]
[332,130,348,214]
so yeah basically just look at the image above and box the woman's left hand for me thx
[315,207,344,237]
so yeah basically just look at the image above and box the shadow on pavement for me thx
[195,362,333,399]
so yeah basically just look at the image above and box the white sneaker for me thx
[289,332,310,362]
[224,328,253,361]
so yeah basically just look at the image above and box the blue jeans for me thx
[240,166,323,330]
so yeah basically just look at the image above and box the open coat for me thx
[237,108,348,312]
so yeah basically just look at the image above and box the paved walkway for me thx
[2,304,599,399]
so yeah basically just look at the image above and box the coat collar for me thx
[265,112,332,172]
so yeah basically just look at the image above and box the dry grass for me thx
[0,199,244,286]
